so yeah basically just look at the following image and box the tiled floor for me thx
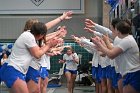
[0,83,95,93]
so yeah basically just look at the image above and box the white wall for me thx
[0,0,103,40]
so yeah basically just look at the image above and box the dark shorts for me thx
[111,67,122,89]
[92,66,98,79]
[0,63,25,88]
[106,65,112,79]
[26,66,40,84]
[96,65,101,83]
[123,70,140,92]
[64,69,77,74]
[98,65,107,80]
[40,67,49,80]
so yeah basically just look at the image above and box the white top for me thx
[115,35,140,76]
[80,38,98,67]
[7,31,37,74]
[80,38,96,54]
[95,24,112,38]
[63,53,79,70]
[94,31,103,37]
[40,54,51,70]
[113,36,122,73]
[30,57,41,70]
[80,38,107,67]
[98,56,107,68]
[94,24,120,70]
[30,54,51,70]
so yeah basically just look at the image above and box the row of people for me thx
[0,11,75,93]
[71,18,140,93]
[0,11,140,93]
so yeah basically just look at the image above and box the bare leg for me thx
[123,84,139,93]
[71,74,76,93]
[115,88,119,93]
[118,79,123,93]
[107,79,115,93]
[101,79,107,93]
[65,72,72,93]
[40,77,49,93]
[99,83,102,93]
[27,78,41,93]
[10,78,29,93]
[95,82,99,93]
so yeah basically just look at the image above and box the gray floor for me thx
[0,83,95,93]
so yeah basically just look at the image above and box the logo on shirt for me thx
[30,0,44,6]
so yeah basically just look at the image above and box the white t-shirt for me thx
[80,38,96,54]
[63,53,79,70]
[98,55,107,68]
[30,54,51,70]
[40,54,51,70]
[30,57,41,70]
[115,35,140,76]
[95,24,112,38]
[113,36,122,73]
[80,38,99,67]
[7,31,37,74]
[80,38,108,67]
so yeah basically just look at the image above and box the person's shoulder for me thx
[21,31,34,39]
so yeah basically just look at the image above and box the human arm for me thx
[71,35,97,54]
[46,11,73,30]
[84,27,103,37]
[85,19,112,37]
[59,54,67,63]
[72,53,79,64]
[102,34,113,49]
[29,38,60,59]
[45,26,67,42]
[91,36,125,59]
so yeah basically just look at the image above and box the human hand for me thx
[60,11,73,20]
[84,27,95,33]
[85,19,96,28]
[59,59,65,63]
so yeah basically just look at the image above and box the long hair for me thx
[24,19,39,31]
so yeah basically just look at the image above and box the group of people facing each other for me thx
[0,11,79,93]
[71,18,140,93]
[0,11,140,93]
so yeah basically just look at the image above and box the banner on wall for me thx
[0,0,84,14]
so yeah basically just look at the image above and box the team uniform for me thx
[63,52,79,74]
[94,24,123,88]
[111,36,122,89]
[25,57,41,83]
[115,35,140,92]
[0,31,37,88]
[40,54,50,80]
[80,38,103,83]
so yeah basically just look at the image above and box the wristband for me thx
[59,17,63,21]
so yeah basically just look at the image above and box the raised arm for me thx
[85,19,112,38]
[71,35,97,54]
[46,11,73,30]
[29,38,60,59]
[84,27,103,37]
[45,26,67,42]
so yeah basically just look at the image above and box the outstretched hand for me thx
[84,27,95,33]
[91,36,107,51]
[85,19,96,28]
[59,59,65,63]
[61,11,73,20]
[71,35,81,43]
